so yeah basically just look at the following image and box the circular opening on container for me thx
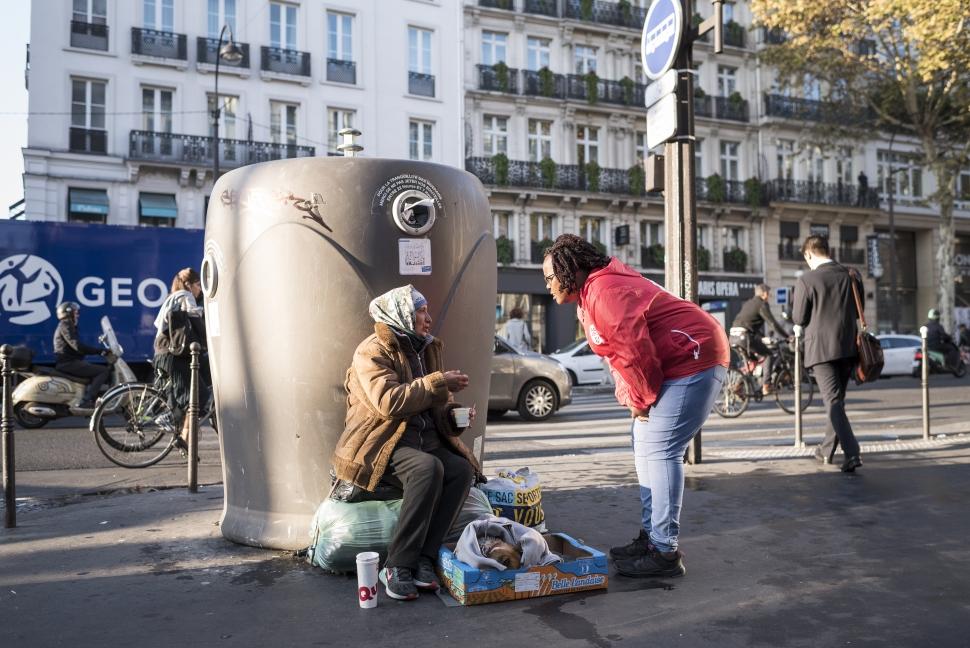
[201,254,219,299]
[392,190,436,236]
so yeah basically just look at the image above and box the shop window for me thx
[138,192,177,227]
[529,213,557,263]
[67,187,108,224]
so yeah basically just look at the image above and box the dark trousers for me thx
[56,360,110,402]
[812,358,860,460]
[382,445,474,569]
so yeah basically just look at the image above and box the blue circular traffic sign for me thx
[640,0,683,81]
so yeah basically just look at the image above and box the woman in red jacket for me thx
[543,234,729,577]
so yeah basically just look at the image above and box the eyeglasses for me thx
[543,273,556,285]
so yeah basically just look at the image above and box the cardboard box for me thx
[436,533,608,605]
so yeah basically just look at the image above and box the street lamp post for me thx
[212,24,243,182]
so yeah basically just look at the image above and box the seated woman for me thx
[331,285,480,601]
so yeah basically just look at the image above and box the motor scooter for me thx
[10,316,137,428]
[913,342,967,378]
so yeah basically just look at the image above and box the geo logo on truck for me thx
[0,254,64,326]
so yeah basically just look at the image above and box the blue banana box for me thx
[436,533,608,605]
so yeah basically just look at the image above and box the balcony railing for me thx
[131,27,186,60]
[408,71,435,97]
[640,245,665,269]
[765,178,880,208]
[128,130,314,169]
[327,58,357,84]
[524,0,557,16]
[260,46,310,77]
[778,241,802,262]
[477,64,519,94]
[69,127,107,155]
[764,94,827,122]
[197,37,250,68]
[71,20,108,51]
[466,156,666,197]
[762,28,787,45]
[563,0,646,29]
[839,247,866,265]
[713,95,749,122]
[724,21,746,48]
[565,74,645,106]
[694,95,713,118]
[521,69,566,99]
[723,249,748,273]
[695,177,763,205]
[478,0,514,8]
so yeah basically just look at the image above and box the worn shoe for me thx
[614,548,686,578]
[609,529,653,560]
[414,557,440,591]
[379,567,418,601]
[841,455,863,473]
[813,446,833,465]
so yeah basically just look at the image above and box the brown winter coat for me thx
[331,323,481,491]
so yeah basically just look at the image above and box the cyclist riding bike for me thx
[731,284,790,395]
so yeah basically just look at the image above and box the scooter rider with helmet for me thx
[53,301,110,408]
[924,308,960,369]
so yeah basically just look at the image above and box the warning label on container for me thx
[374,174,444,211]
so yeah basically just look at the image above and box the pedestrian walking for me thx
[792,235,864,472]
[499,307,532,353]
[542,234,729,578]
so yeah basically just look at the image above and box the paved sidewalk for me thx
[3,438,970,647]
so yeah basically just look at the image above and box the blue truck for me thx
[1,220,204,365]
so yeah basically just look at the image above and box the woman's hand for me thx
[443,370,469,392]
[630,406,650,421]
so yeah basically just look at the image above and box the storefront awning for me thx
[68,188,109,215]
[139,193,178,219]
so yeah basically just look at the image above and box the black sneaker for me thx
[609,529,653,560]
[414,557,440,591]
[614,548,686,578]
[379,567,418,601]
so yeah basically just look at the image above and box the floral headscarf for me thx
[369,285,429,341]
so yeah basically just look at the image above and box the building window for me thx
[494,212,514,262]
[70,78,107,154]
[74,0,107,24]
[530,213,557,261]
[836,146,853,185]
[409,120,433,161]
[483,114,508,156]
[207,0,236,37]
[724,226,745,252]
[207,94,237,140]
[717,65,737,95]
[408,27,432,74]
[803,146,824,183]
[810,223,830,239]
[695,138,704,176]
[327,11,353,61]
[877,151,923,199]
[635,131,647,162]
[580,216,605,246]
[722,1,735,22]
[138,192,177,227]
[720,140,740,181]
[144,0,174,31]
[270,101,298,146]
[698,224,711,251]
[802,74,821,100]
[527,36,550,71]
[574,45,597,74]
[67,187,108,224]
[779,221,800,260]
[641,220,664,246]
[327,108,355,155]
[141,87,173,135]
[481,31,507,65]
[270,2,297,49]
[576,125,599,165]
[776,139,794,180]
[958,170,970,201]
[528,119,552,161]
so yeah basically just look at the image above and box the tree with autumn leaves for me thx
[750,0,970,332]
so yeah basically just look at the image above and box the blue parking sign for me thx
[641,0,683,80]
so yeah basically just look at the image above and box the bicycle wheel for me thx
[713,368,749,418]
[773,365,814,414]
[91,383,178,468]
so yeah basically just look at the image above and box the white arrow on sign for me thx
[644,69,678,109]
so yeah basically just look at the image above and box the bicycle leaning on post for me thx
[712,328,814,418]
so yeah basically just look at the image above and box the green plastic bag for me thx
[307,499,402,574]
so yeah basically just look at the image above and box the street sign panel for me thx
[775,286,790,306]
[646,92,677,149]
[644,68,678,108]
[641,0,683,81]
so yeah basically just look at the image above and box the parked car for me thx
[550,338,606,385]
[876,334,922,377]
[489,337,572,421]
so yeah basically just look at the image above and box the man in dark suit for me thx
[792,235,863,473]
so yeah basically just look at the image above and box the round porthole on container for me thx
[391,190,436,236]
[201,253,219,299]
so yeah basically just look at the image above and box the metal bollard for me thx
[792,325,804,448]
[920,326,930,440]
[1,345,16,528]
[187,342,201,493]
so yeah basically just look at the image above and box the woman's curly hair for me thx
[544,234,610,295]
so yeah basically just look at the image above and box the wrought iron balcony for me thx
[723,248,748,273]
[694,94,713,118]
[838,247,866,265]
[408,71,435,97]
[764,94,827,121]
[724,21,746,48]
[478,0,513,8]
[71,20,108,51]
[477,64,519,94]
[327,58,357,84]
[128,130,314,169]
[778,241,802,262]
[714,95,749,122]
[260,46,310,77]
[563,0,646,29]
[131,27,186,60]
[765,178,880,208]
[197,37,250,68]
[69,127,107,155]
[521,69,566,99]
[524,0,557,16]
[695,176,764,205]
[762,28,787,45]
[466,156,664,198]
[641,245,665,269]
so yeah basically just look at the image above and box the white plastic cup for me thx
[356,551,380,609]
[453,407,471,428]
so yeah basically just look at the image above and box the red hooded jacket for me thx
[577,259,729,409]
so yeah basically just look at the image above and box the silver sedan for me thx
[488,337,573,422]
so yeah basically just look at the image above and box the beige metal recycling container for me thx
[200,157,495,549]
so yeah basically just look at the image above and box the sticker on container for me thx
[514,572,541,593]
[207,301,221,338]
[399,238,432,275]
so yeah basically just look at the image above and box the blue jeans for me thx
[631,365,726,553]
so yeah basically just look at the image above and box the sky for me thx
[0,1,30,215]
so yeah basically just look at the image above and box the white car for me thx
[550,338,606,385]
[876,334,922,377]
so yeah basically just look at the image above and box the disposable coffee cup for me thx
[356,551,380,609]
[453,407,471,428]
